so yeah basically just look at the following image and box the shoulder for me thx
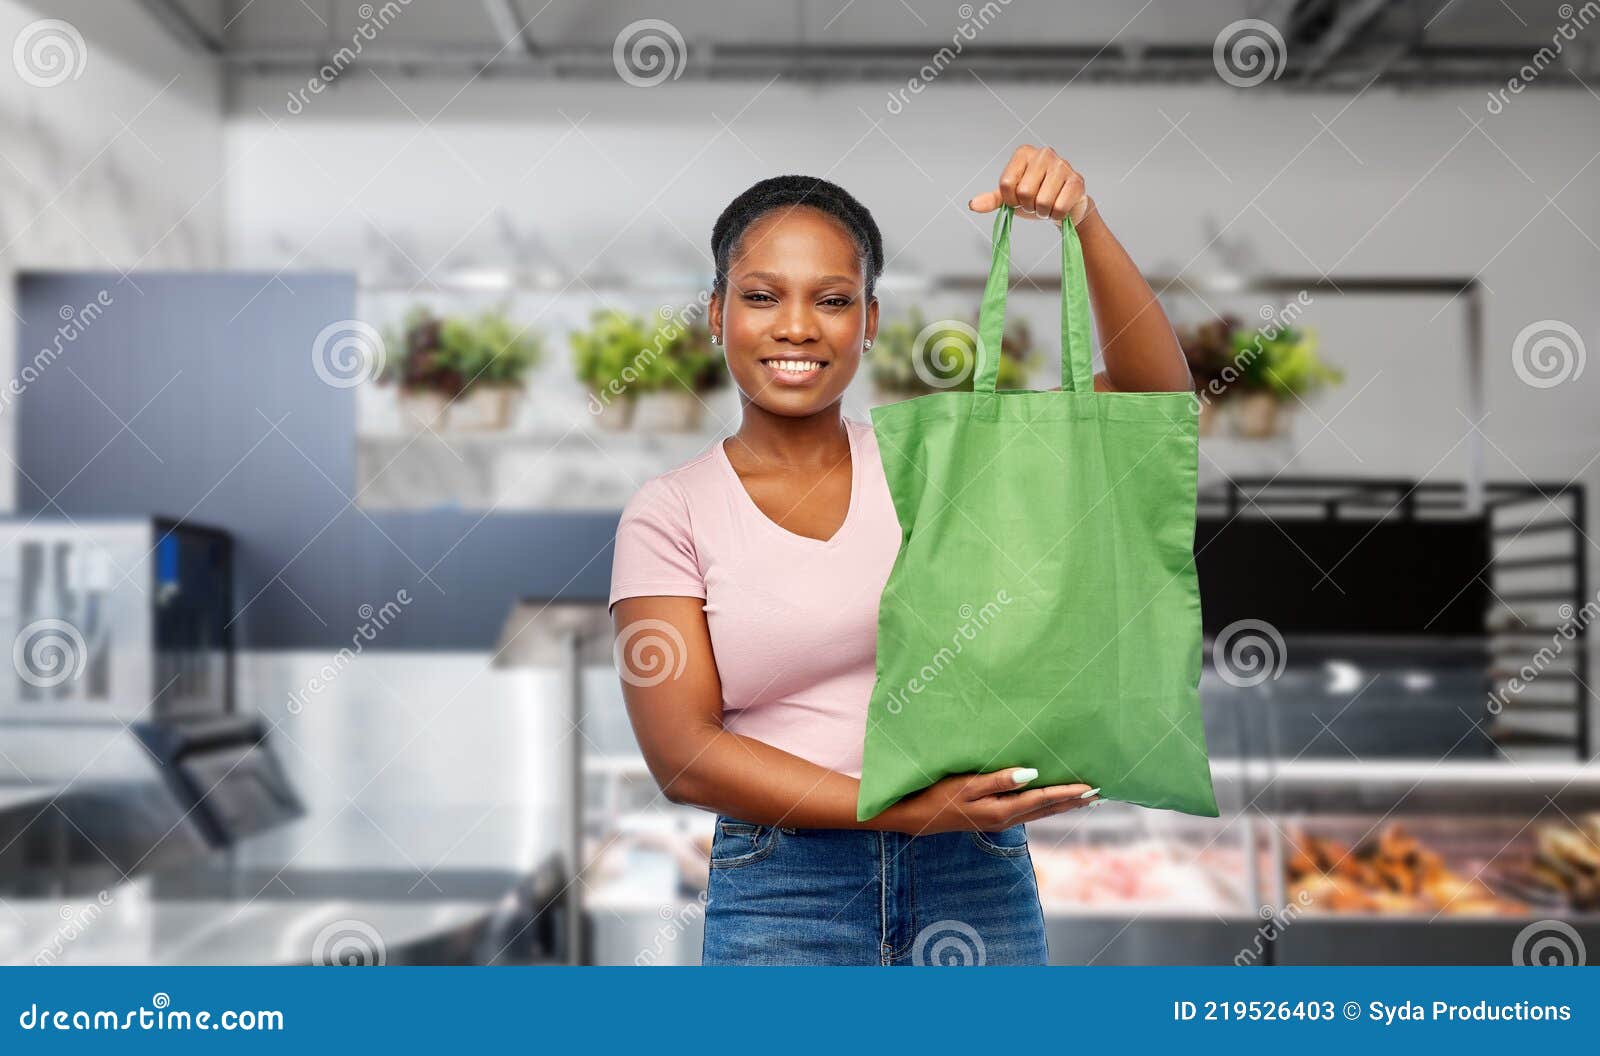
[844,414,876,448]
[844,414,885,466]
[618,440,722,527]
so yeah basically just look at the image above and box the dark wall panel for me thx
[16,272,615,650]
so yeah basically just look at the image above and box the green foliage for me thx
[570,310,729,396]
[1230,325,1342,399]
[570,310,671,396]
[381,306,542,395]
[870,310,1034,394]
[660,320,729,394]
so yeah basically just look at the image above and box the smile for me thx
[759,358,829,385]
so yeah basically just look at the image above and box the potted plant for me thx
[380,307,542,432]
[1230,325,1342,439]
[1176,314,1240,436]
[869,309,1033,400]
[639,318,729,432]
[571,310,671,431]
[380,307,463,432]
[437,308,542,430]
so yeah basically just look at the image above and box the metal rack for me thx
[1197,476,1591,758]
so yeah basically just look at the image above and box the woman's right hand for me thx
[887,767,1099,835]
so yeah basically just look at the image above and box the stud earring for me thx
[710,334,720,345]
[864,339,874,350]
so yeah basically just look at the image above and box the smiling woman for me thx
[710,176,883,412]
[607,154,1189,965]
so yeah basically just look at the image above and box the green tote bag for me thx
[858,204,1218,821]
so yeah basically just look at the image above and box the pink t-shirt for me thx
[608,416,901,777]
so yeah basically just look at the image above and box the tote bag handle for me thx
[974,204,1094,394]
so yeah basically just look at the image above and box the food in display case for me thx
[1488,815,1600,911]
[1029,840,1244,913]
[1285,821,1528,917]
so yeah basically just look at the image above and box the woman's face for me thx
[712,206,877,417]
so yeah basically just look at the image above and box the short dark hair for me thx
[711,175,884,298]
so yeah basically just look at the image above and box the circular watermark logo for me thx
[1512,919,1586,966]
[613,19,687,87]
[1511,319,1585,389]
[1212,618,1287,688]
[911,919,986,965]
[13,619,87,688]
[912,319,982,390]
[13,20,86,88]
[1213,19,1286,88]
[312,918,387,966]
[311,320,386,388]
[614,618,689,688]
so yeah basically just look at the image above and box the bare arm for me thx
[611,595,1097,833]
[1077,199,1194,394]
[614,595,886,829]
[969,145,1193,395]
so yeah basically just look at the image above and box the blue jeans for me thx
[701,816,1049,966]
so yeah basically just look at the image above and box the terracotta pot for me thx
[638,388,707,432]
[1232,391,1286,439]
[397,389,451,432]
[451,385,520,431]
[591,394,637,432]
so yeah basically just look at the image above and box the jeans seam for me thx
[878,831,890,966]
[889,834,919,962]
[709,827,781,869]
[967,829,1030,858]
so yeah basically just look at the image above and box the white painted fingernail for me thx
[1079,787,1101,799]
[1012,767,1038,784]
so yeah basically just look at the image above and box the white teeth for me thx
[768,360,820,374]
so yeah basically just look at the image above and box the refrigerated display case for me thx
[577,472,1596,965]
[1255,760,1600,965]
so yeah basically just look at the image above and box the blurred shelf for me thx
[1242,759,1600,815]
[585,757,1600,818]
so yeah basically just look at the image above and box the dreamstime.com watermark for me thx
[31,890,115,966]
[613,19,687,87]
[613,617,689,688]
[1511,318,1585,389]
[12,18,86,87]
[885,0,1015,115]
[884,591,1014,715]
[312,319,386,388]
[911,319,988,390]
[312,918,387,965]
[287,590,413,714]
[911,919,986,965]
[17,993,284,1032]
[1486,2,1600,114]
[285,0,414,114]
[585,291,713,417]
[635,890,707,965]
[1488,589,1599,715]
[1234,890,1316,966]
[1192,292,1315,417]
[0,290,114,416]
[13,618,88,689]
[1213,19,1287,88]
[1513,918,1587,966]
[1211,618,1287,689]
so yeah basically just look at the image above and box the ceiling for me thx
[133,0,1600,88]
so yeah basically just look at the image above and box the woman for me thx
[608,146,1193,966]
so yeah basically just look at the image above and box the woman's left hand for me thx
[969,145,1091,225]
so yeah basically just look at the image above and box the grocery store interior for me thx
[2,0,1598,966]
